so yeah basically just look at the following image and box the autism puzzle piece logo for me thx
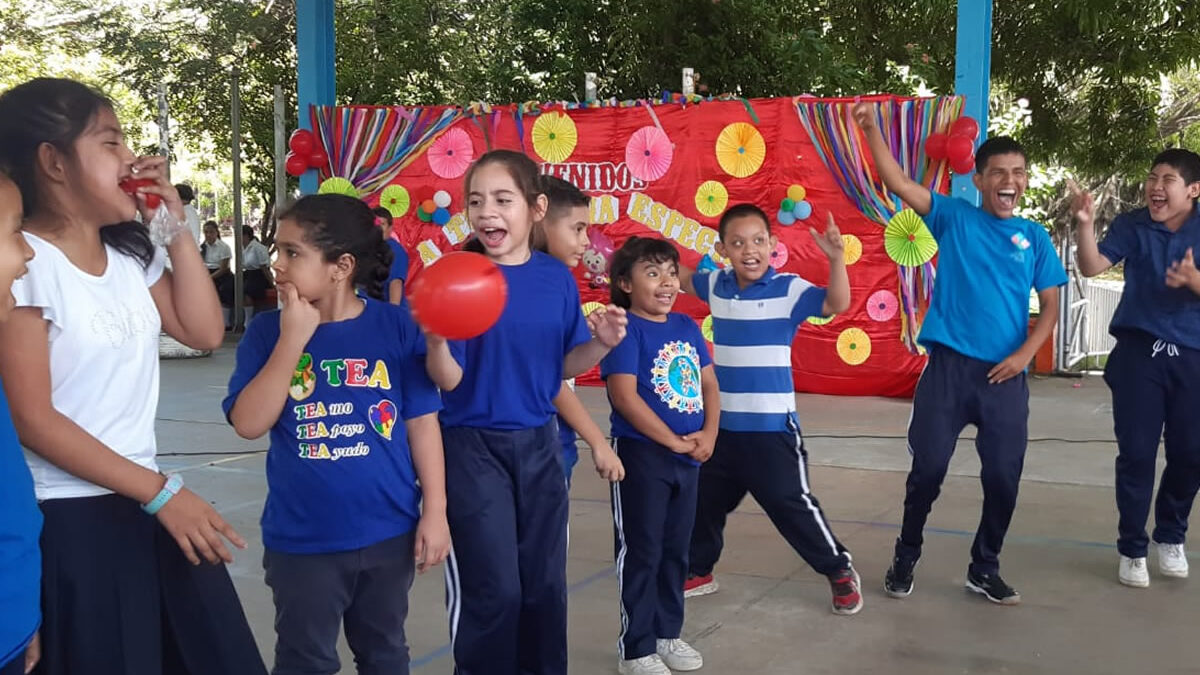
[369,399,398,440]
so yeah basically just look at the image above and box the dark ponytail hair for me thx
[278,194,392,300]
[0,78,153,268]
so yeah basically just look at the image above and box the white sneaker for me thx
[618,654,671,675]
[1156,542,1189,578]
[1119,555,1150,588]
[657,638,703,671]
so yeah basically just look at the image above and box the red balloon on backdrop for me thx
[285,152,309,177]
[925,133,949,160]
[946,135,975,164]
[308,147,328,169]
[288,129,314,156]
[950,116,980,141]
[409,251,508,340]
[951,152,976,175]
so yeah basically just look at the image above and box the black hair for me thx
[0,78,153,269]
[372,206,393,226]
[974,136,1027,173]
[464,149,543,208]
[1151,148,1200,188]
[609,236,679,309]
[278,194,392,299]
[241,225,255,241]
[717,203,771,240]
[540,175,589,223]
[200,220,218,258]
[175,184,195,203]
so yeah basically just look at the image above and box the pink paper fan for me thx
[770,241,789,269]
[427,128,474,179]
[867,289,899,322]
[625,126,674,182]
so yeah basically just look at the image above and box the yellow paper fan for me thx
[715,122,766,178]
[700,315,714,342]
[807,313,837,326]
[531,112,578,163]
[836,327,872,366]
[318,177,359,198]
[581,301,605,317]
[694,181,729,217]
[842,234,863,265]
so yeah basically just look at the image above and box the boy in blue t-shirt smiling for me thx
[602,237,718,675]
[855,102,1067,605]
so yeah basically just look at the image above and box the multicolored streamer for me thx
[796,95,964,353]
[309,104,466,197]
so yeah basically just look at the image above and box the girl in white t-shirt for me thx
[0,78,266,675]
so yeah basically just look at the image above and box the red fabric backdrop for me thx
[368,97,925,397]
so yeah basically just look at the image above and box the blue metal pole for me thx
[952,0,993,205]
[295,0,336,195]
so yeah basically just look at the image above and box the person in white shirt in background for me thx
[217,225,273,327]
[175,183,202,245]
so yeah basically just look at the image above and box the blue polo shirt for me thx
[693,267,825,432]
[1098,205,1200,350]
[917,193,1067,362]
[601,313,712,465]
[0,379,40,669]
[387,239,409,288]
[442,251,592,430]
[223,298,442,554]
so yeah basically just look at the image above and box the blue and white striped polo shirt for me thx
[693,267,827,432]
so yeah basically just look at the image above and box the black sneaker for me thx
[965,569,1020,605]
[884,555,919,598]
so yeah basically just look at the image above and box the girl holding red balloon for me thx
[0,78,264,674]
[419,150,627,675]
[224,194,450,675]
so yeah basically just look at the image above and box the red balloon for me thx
[946,135,975,163]
[925,133,949,160]
[119,178,161,209]
[951,116,980,141]
[308,147,328,169]
[285,152,309,177]
[289,129,314,156]
[409,251,507,340]
[951,152,976,175]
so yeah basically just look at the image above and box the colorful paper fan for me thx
[427,128,474,179]
[700,315,714,342]
[884,209,939,267]
[867,289,899,322]
[715,122,766,178]
[582,301,605,317]
[807,313,837,326]
[531,112,578,163]
[379,184,410,218]
[837,327,872,365]
[625,126,674,182]
[842,234,863,265]
[770,241,789,269]
[694,181,728,217]
[317,177,358,198]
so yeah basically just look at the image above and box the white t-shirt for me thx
[202,238,231,270]
[13,233,166,499]
[183,204,202,245]
[244,239,270,270]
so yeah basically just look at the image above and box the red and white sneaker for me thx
[829,566,863,615]
[683,573,718,598]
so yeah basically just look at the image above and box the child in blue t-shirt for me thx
[856,102,1068,605]
[601,237,718,675]
[0,171,40,675]
[374,206,410,305]
[463,176,625,485]
[1072,149,1200,588]
[225,194,449,675]
[422,150,627,675]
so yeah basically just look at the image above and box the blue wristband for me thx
[142,473,184,515]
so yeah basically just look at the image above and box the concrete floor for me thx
[157,342,1200,675]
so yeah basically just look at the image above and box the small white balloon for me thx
[433,190,452,208]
